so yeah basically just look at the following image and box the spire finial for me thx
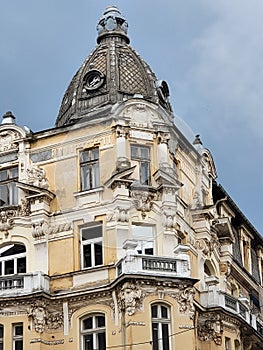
[97,6,129,44]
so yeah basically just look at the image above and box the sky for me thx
[0,0,262,233]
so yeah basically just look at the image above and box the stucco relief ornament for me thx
[198,313,223,345]
[172,285,195,319]
[0,210,16,238]
[27,166,49,189]
[46,312,64,330]
[0,130,19,153]
[117,282,142,316]
[131,190,156,219]
[28,301,48,333]
[163,208,176,229]
[32,221,48,239]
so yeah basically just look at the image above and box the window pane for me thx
[0,343,3,350]
[17,257,26,273]
[84,334,93,350]
[161,306,168,318]
[140,147,149,159]
[15,340,23,350]
[82,226,102,241]
[91,148,99,160]
[152,323,159,350]
[151,305,158,318]
[81,165,90,190]
[94,242,103,266]
[83,317,93,330]
[97,315,105,327]
[14,325,23,336]
[5,259,14,275]
[10,182,18,205]
[0,325,3,337]
[141,162,150,185]
[83,245,92,268]
[0,185,8,206]
[0,170,7,181]
[98,331,106,350]
[10,167,18,179]
[162,323,169,350]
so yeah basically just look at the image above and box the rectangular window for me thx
[132,225,154,255]
[80,148,100,191]
[13,324,23,350]
[81,223,103,268]
[131,145,150,185]
[0,166,18,206]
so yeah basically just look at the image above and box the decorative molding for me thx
[131,187,157,219]
[32,221,48,239]
[170,285,195,320]
[26,165,49,189]
[0,209,16,237]
[117,282,142,316]
[46,312,64,330]
[198,313,223,345]
[28,300,48,333]
[0,130,20,153]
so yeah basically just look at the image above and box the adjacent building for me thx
[0,6,262,350]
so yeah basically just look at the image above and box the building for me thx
[0,6,262,350]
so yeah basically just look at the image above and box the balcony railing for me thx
[200,289,263,335]
[117,253,190,278]
[0,272,50,296]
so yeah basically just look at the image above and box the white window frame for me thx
[151,304,171,350]
[0,166,18,207]
[81,314,106,350]
[81,223,103,269]
[80,148,100,191]
[131,144,151,185]
[12,323,23,350]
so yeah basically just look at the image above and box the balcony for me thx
[116,243,190,278]
[0,272,50,296]
[200,289,263,334]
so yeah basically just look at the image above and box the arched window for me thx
[151,304,171,350]
[234,339,241,350]
[0,244,26,275]
[81,314,106,350]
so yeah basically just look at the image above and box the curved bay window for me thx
[0,244,26,276]
[151,304,171,350]
[81,314,106,350]
[0,166,18,207]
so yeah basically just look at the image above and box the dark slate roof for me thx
[56,6,172,127]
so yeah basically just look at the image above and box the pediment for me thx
[115,100,173,129]
[0,124,27,154]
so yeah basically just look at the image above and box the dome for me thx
[56,6,172,127]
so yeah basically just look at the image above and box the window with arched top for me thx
[151,304,171,350]
[80,314,106,350]
[0,244,26,276]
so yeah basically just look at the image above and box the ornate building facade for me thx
[0,6,262,350]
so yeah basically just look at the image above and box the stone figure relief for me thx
[198,313,223,345]
[170,285,195,320]
[28,301,48,333]
[117,282,142,316]
[26,165,49,189]
[0,130,20,153]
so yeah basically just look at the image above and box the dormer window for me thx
[0,166,18,206]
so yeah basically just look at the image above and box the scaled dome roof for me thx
[56,6,172,127]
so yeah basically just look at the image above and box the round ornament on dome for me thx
[83,70,105,91]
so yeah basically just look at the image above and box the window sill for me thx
[74,186,104,198]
